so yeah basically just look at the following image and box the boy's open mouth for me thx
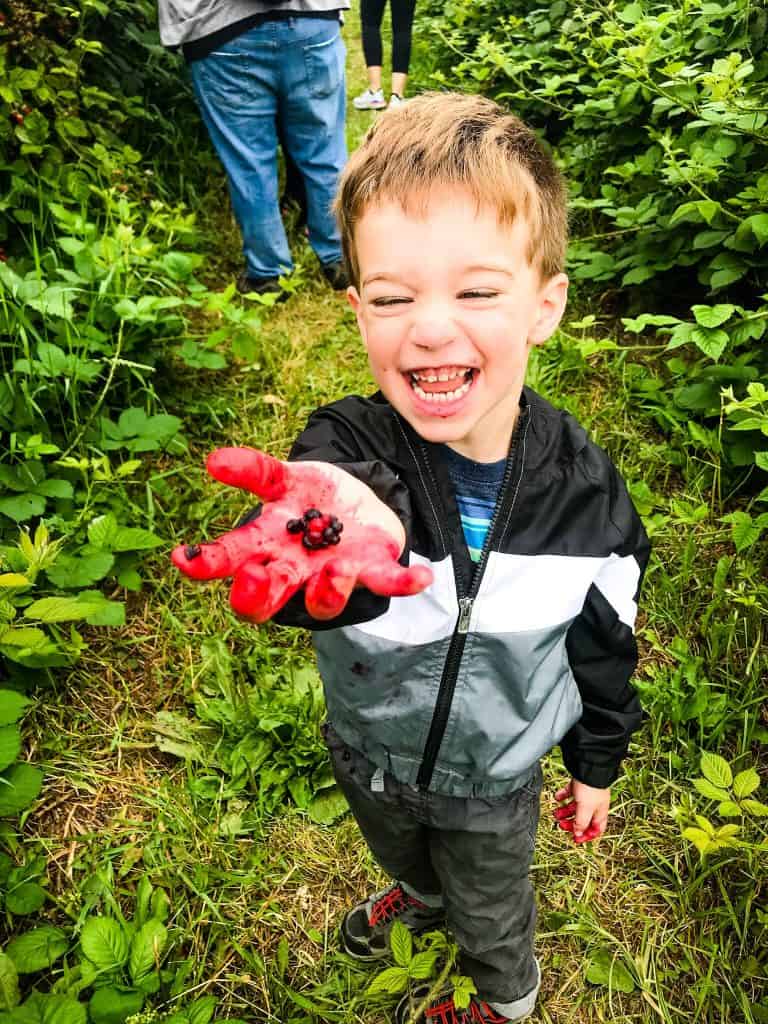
[406,366,476,403]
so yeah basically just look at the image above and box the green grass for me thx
[13,5,768,1024]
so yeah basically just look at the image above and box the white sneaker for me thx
[353,88,386,110]
[388,93,406,108]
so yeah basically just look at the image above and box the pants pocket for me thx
[303,31,344,99]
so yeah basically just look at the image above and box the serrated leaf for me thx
[0,495,46,523]
[366,965,409,995]
[0,763,44,816]
[733,768,760,798]
[715,824,741,839]
[0,691,31,726]
[80,917,130,971]
[690,326,729,361]
[692,778,731,802]
[390,920,413,968]
[408,951,440,980]
[110,528,163,552]
[0,953,19,1011]
[45,552,114,589]
[0,574,31,588]
[717,800,742,817]
[87,514,119,549]
[691,304,735,328]
[0,725,22,772]
[24,597,99,624]
[129,920,167,982]
[700,752,733,789]
[725,511,763,552]
[741,799,768,817]
[682,827,712,854]
[5,926,69,972]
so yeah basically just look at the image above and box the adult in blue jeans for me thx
[158,2,350,297]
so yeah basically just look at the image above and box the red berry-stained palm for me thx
[171,448,434,623]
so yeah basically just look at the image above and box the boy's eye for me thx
[459,290,498,299]
[371,296,412,307]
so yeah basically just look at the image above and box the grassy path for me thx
[26,8,763,1024]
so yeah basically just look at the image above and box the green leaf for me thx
[5,926,69,973]
[31,480,73,500]
[366,966,409,995]
[700,752,733,789]
[733,768,760,798]
[128,920,167,983]
[389,920,412,969]
[0,691,31,726]
[723,511,763,552]
[740,213,768,245]
[110,528,163,552]
[46,552,114,589]
[741,799,768,817]
[717,801,742,817]
[187,995,217,1024]
[5,882,47,916]
[0,763,44,817]
[682,827,713,855]
[408,951,440,980]
[585,949,636,992]
[88,514,119,550]
[0,496,46,523]
[306,787,348,825]
[0,725,22,772]
[88,987,144,1024]
[0,954,19,1011]
[24,597,99,624]
[691,304,735,328]
[80,917,130,971]
[692,778,731,802]
[2,991,87,1024]
[690,326,728,361]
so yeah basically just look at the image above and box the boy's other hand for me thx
[171,448,433,623]
[553,779,610,844]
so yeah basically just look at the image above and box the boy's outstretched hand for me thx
[171,448,433,623]
[553,779,610,844]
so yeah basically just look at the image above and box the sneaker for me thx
[394,989,528,1024]
[235,272,289,302]
[353,87,387,110]
[388,93,406,108]
[340,882,445,960]
[321,261,350,291]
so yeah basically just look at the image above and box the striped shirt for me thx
[440,446,506,562]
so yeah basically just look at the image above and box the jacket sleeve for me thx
[560,466,650,788]
[270,404,414,631]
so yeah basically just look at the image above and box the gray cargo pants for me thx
[324,723,542,1015]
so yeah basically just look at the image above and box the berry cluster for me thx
[286,508,344,550]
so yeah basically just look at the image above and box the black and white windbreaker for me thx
[274,387,650,797]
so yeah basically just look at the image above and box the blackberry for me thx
[303,508,322,521]
[286,518,305,534]
[184,544,202,560]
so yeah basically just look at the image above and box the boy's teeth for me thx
[412,378,472,402]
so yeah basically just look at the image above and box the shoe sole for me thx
[353,102,387,110]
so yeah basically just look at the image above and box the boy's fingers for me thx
[171,525,270,580]
[357,557,433,597]
[207,448,290,500]
[574,822,603,844]
[229,556,304,622]
[554,783,572,802]
[553,801,577,820]
[304,558,359,620]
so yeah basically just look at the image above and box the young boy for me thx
[173,93,649,1023]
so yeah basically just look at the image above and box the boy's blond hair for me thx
[335,92,568,288]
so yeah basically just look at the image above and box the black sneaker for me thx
[394,988,517,1024]
[321,261,350,290]
[340,882,445,960]
[235,272,289,301]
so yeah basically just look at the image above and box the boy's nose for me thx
[408,312,458,350]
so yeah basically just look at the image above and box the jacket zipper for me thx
[415,413,527,789]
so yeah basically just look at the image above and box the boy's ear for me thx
[347,286,367,341]
[528,273,569,347]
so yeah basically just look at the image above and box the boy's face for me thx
[347,186,568,462]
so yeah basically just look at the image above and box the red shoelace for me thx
[368,884,426,926]
[425,996,509,1024]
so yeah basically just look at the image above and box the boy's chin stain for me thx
[350,661,371,677]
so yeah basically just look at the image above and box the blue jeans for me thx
[189,17,347,279]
